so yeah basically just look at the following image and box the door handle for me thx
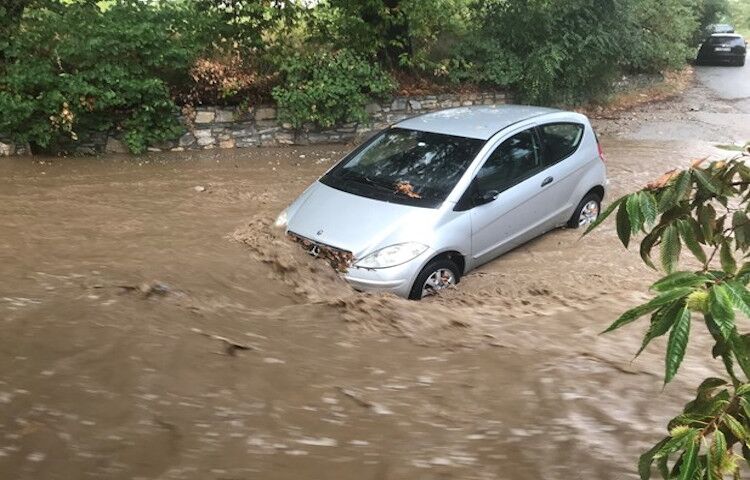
[541,176,553,187]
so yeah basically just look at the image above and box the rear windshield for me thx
[708,36,745,47]
[321,127,485,208]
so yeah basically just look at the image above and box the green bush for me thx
[449,0,712,104]
[452,0,631,104]
[0,0,207,153]
[272,49,395,129]
[622,0,700,72]
[309,0,470,71]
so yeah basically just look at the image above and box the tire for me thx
[739,57,746,67]
[567,192,602,229]
[408,258,461,300]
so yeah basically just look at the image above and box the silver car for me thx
[276,105,607,299]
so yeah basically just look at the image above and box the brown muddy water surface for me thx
[0,140,732,479]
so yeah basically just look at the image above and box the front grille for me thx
[287,231,354,272]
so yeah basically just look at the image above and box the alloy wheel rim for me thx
[578,200,600,227]
[421,268,456,298]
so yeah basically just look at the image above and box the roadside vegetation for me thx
[587,144,750,479]
[0,0,735,153]
[728,0,750,36]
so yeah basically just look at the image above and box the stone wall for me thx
[0,91,508,156]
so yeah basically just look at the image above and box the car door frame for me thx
[452,121,561,267]
[532,120,590,226]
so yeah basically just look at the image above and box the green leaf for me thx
[616,201,632,248]
[698,204,717,245]
[627,193,644,233]
[736,262,750,283]
[641,226,665,270]
[637,303,687,356]
[732,211,750,251]
[720,240,737,275]
[693,168,723,195]
[602,287,693,334]
[724,282,750,318]
[657,455,670,479]
[698,377,730,394]
[677,219,707,264]
[665,307,691,384]
[740,397,750,420]
[640,438,670,480]
[728,333,750,383]
[673,170,693,203]
[711,430,727,466]
[656,427,697,458]
[722,414,747,441]
[651,272,709,292]
[584,196,625,235]
[709,285,736,339]
[677,434,699,480]
[661,225,682,274]
[640,191,658,227]
[708,430,726,480]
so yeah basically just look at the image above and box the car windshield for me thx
[321,127,485,208]
[708,36,744,46]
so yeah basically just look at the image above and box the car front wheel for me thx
[568,192,602,229]
[409,258,461,300]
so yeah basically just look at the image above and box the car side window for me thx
[538,123,584,165]
[474,129,541,194]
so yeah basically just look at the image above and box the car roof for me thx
[710,33,742,38]
[394,105,564,140]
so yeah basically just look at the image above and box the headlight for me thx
[274,209,288,228]
[355,242,428,269]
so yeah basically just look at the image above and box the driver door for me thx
[468,127,558,266]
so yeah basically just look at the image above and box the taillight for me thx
[595,132,606,163]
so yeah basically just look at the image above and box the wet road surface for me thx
[1,63,748,479]
[615,62,750,143]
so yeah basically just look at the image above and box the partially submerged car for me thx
[276,105,607,299]
[697,33,747,66]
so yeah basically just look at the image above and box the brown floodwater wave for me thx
[0,140,732,479]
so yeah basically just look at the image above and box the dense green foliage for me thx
[0,0,207,153]
[0,0,734,153]
[272,50,394,129]
[729,0,750,35]
[586,147,750,478]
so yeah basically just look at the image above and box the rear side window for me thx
[538,123,584,165]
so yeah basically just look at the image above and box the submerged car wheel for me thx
[409,258,460,300]
[568,193,601,229]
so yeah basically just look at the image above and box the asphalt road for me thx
[697,62,750,102]
[617,60,750,144]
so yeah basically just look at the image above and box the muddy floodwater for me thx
[0,138,734,479]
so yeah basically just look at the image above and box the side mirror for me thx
[473,190,500,206]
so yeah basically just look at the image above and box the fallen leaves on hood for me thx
[394,180,421,198]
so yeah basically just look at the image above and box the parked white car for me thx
[276,105,608,299]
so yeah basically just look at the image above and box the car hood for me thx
[286,182,442,258]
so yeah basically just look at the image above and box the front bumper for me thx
[343,249,432,298]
